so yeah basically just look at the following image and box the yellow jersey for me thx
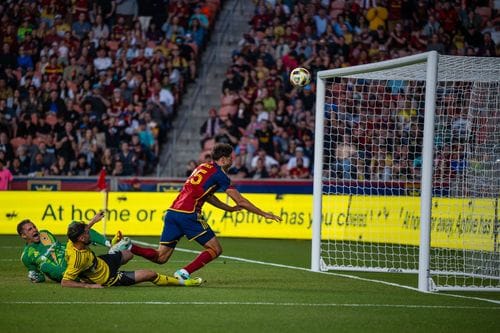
[62,240,111,285]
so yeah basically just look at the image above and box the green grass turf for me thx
[0,235,499,333]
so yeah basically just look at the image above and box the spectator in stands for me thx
[287,146,311,172]
[37,141,56,171]
[91,15,109,44]
[200,107,221,149]
[116,0,138,27]
[214,118,240,147]
[17,46,34,73]
[251,148,279,171]
[288,157,310,179]
[427,33,446,54]
[43,89,67,116]
[50,155,70,176]
[478,32,496,56]
[117,141,135,176]
[185,159,197,177]
[55,121,78,162]
[189,5,209,30]
[9,157,22,176]
[71,153,91,176]
[227,154,249,179]
[72,12,92,40]
[94,0,116,27]
[0,132,14,161]
[112,159,125,176]
[138,0,167,32]
[335,135,358,180]
[131,177,142,191]
[423,14,441,37]
[0,158,13,190]
[0,43,18,70]
[248,156,269,179]
[222,69,243,93]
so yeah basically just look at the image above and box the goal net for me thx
[311,52,500,291]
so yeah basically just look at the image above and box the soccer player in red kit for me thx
[129,143,281,281]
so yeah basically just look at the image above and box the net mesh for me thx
[320,55,500,289]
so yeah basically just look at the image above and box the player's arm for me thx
[38,258,66,282]
[225,188,281,222]
[22,251,46,283]
[61,263,102,288]
[86,210,106,230]
[206,194,241,212]
[27,270,46,283]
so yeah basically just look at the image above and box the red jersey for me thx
[170,162,233,213]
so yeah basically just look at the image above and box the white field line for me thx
[134,241,500,306]
[3,242,499,306]
[1,301,499,310]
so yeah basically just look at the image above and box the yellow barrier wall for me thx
[0,192,495,251]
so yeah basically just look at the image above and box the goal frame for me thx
[311,51,498,292]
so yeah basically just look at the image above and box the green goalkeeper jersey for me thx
[21,230,67,283]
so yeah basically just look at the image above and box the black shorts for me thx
[99,252,136,287]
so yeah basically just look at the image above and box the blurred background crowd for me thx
[0,0,220,178]
[0,0,497,183]
[197,0,497,180]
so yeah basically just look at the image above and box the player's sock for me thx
[131,244,159,262]
[89,229,109,247]
[183,248,218,274]
[111,231,123,246]
[152,274,181,286]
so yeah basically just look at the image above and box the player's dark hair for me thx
[67,221,86,243]
[212,143,233,161]
[16,219,33,235]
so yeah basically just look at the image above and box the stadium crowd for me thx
[200,0,498,180]
[0,0,221,179]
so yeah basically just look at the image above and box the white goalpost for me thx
[312,51,500,292]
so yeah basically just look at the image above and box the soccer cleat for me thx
[111,231,123,246]
[183,277,203,287]
[174,268,190,281]
[108,237,131,254]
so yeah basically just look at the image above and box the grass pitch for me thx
[0,235,498,333]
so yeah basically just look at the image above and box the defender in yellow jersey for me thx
[61,210,202,288]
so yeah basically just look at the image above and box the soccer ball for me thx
[289,67,311,87]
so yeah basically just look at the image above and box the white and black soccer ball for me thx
[289,67,311,87]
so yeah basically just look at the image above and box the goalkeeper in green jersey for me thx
[17,219,117,283]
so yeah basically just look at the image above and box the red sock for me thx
[131,244,159,262]
[184,249,218,274]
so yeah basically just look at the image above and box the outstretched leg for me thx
[89,229,110,247]
[128,243,174,264]
[181,236,222,275]
[132,270,202,286]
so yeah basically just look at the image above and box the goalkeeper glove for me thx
[28,270,45,283]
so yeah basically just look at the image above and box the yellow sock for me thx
[152,274,182,286]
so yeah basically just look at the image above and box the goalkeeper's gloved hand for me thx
[28,270,45,283]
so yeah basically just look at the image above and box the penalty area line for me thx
[1,301,499,310]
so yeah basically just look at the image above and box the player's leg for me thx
[149,271,201,286]
[125,242,175,264]
[133,210,183,264]
[108,237,176,264]
[88,229,111,247]
[176,235,221,280]
[119,250,133,265]
[174,213,220,279]
[113,270,202,287]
